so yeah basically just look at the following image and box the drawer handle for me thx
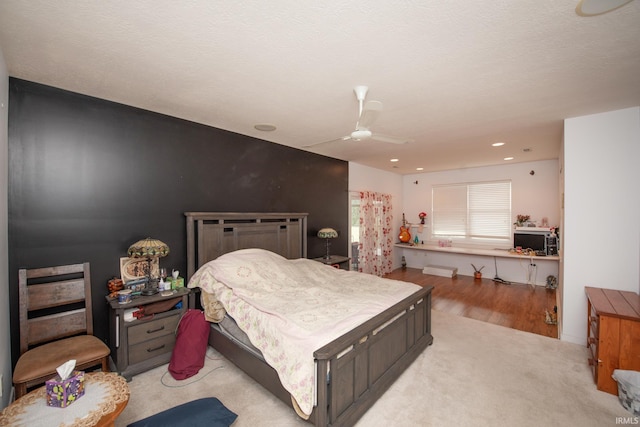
[147,325,165,334]
[147,344,166,353]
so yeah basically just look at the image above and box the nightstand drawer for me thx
[128,313,180,346]
[129,333,176,365]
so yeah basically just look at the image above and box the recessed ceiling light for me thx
[416,167,424,171]
[254,123,276,132]
[492,142,505,147]
[390,158,399,162]
[504,157,514,161]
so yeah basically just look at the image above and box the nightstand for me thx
[105,287,190,380]
[313,255,351,270]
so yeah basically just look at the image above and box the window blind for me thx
[432,180,511,244]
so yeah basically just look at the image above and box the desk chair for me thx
[13,262,110,399]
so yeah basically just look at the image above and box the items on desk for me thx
[418,211,427,225]
[438,239,452,247]
[398,213,411,243]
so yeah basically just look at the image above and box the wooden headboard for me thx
[184,212,308,280]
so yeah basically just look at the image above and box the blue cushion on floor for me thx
[127,397,237,427]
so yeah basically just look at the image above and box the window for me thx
[431,180,511,246]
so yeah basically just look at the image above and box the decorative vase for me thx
[474,272,482,280]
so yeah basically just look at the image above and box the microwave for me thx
[514,230,557,255]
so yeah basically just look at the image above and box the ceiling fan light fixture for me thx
[351,130,372,140]
[353,85,369,101]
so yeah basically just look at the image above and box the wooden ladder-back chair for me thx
[12,262,110,399]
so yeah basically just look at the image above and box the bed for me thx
[185,212,433,427]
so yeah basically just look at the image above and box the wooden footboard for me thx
[209,285,433,427]
[312,285,433,427]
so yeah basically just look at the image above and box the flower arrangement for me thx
[515,214,530,226]
[418,212,427,224]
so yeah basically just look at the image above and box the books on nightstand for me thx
[123,307,142,322]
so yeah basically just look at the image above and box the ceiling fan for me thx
[303,86,412,148]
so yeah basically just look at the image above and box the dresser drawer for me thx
[128,312,180,346]
[129,333,176,365]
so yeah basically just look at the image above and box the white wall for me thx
[0,45,12,407]
[403,159,560,234]
[348,162,403,267]
[400,160,560,283]
[563,107,640,344]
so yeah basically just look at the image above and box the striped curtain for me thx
[358,191,393,276]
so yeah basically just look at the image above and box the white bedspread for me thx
[188,248,420,416]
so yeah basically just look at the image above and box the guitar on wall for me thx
[398,213,411,243]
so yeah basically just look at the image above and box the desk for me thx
[395,243,560,261]
[0,372,129,427]
[395,243,559,286]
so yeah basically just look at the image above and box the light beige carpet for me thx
[115,310,629,426]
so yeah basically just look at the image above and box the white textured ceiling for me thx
[1,1,639,174]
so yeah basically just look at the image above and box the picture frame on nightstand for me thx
[119,256,159,282]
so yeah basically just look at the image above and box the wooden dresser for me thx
[585,286,640,395]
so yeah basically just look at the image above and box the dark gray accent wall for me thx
[8,78,348,366]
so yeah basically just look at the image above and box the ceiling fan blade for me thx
[356,100,383,130]
[370,133,413,144]
[302,135,352,148]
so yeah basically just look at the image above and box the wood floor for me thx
[384,268,559,338]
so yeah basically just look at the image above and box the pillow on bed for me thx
[201,290,226,322]
[187,267,220,294]
[188,267,226,322]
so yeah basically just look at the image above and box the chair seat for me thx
[13,335,110,384]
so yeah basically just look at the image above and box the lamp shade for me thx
[317,228,338,239]
[127,237,170,258]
